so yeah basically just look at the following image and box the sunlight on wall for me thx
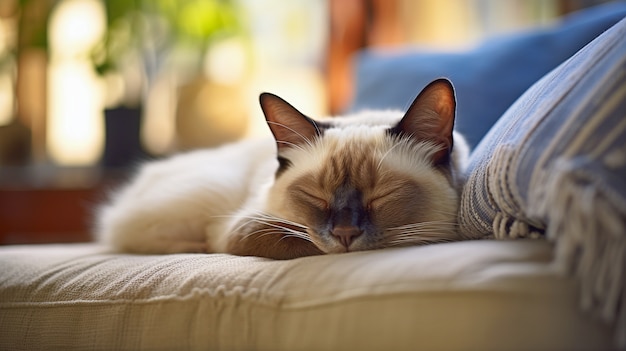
[239,0,328,138]
[142,72,176,155]
[204,37,247,85]
[0,17,15,126]
[47,0,105,166]
[401,0,558,50]
[246,68,327,139]
[0,74,13,126]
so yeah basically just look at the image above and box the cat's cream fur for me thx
[96,79,469,259]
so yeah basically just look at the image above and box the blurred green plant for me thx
[91,0,241,76]
[18,0,50,50]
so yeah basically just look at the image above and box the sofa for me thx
[1,5,625,351]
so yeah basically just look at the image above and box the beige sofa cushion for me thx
[0,240,612,351]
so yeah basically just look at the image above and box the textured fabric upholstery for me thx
[0,241,612,351]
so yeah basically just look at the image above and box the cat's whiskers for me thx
[385,232,457,243]
[239,223,314,244]
[250,212,309,229]
[259,221,308,236]
[267,121,315,149]
[277,233,315,244]
[239,229,286,243]
[276,140,306,153]
[387,231,455,240]
[383,220,459,247]
[376,141,404,172]
[210,213,309,233]
[208,215,273,236]
[384,236,454,247]
[233,212,311,238]
[397,231,455,237]
[387,220,458,231]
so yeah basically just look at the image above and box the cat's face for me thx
[277,132,460,254]
[261,79,463,254]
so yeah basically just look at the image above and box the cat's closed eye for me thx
[367,188,401,211]
[366,180,423,223]
[292,187,329,211]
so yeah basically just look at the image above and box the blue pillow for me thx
[350,2,626,147]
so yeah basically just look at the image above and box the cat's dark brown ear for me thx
[259,93,320,152]
[391,78,456,165]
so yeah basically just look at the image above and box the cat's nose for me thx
[331,225,362,249]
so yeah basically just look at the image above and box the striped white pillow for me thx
[459,17,626,347]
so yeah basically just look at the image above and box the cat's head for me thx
[259,79,465,254]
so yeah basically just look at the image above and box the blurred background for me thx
[0,0,611,244]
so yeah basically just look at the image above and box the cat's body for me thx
[96,79,469,259]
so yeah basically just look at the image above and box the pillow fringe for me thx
[492,213,544,240]
[493,213,525,238]
[529,160,626,348]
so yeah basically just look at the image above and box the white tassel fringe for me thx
[528,159,626,348]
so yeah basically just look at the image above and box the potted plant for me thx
[90,0,243,167]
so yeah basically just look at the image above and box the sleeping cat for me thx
[96,78,469,259]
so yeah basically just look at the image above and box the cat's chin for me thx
[321,246,350,254]
[321,246,382,255]
[314,239,372,254]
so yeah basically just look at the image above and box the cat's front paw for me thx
[226,220,323,260]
